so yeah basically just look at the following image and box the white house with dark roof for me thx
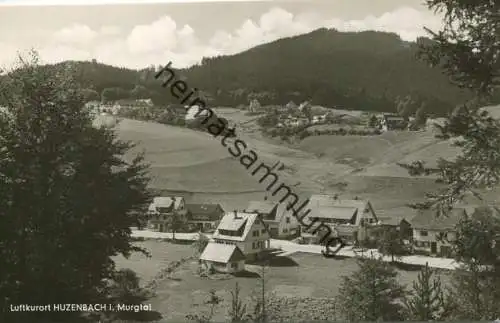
[304,195,378,244]
[199,242,246,273]
[410,207,468,257]
[147,196,186,232]
[211,211,270,260]
[380,114,407,131]
[245,201,300,239]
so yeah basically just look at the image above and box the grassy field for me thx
[115,241,451,322]
[97,110,498,217]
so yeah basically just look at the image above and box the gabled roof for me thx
[410,208,467,230]
[148,196,184,212]
[186,203,223,221]
[213,212,266,242]
[246,201,293,223]
[200,242,246,263]
[376,207,417,226]
[307,195,376,225]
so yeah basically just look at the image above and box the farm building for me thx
[186,203,224,232]
[304,195,378,245]
[380,114,407,131]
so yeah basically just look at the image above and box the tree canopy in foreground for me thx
[0,52,152,322]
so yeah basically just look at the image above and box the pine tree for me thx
[337,256,407,321]
[377,227,408,263]
[0,52,152,322]
[405,262,447,320]
[446,207,500,320]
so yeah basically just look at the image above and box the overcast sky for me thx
[0,0,444,70]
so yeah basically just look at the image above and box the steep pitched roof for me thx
[410,208,467,230]
[213,212,265,242]
[200,242,246,263]
[148,196,184,212]
[246,201,292,223]
[186,203,223,221]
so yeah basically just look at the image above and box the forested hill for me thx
[27,28,492,115]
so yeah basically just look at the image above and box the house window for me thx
[286,217,290,224]
[231,263,238,269]
[283,229,288,233]
[420,231,428,237]
[261,229,266,234]
[253,230,260,237]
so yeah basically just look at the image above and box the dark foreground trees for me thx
[402,0,500,320]
[336,256,406,321]
[0,52,152,322]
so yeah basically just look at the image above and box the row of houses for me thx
[147,194,496,273]
[147,197,299,239]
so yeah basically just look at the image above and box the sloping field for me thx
[96,116,264,193]
[96,114,497,213]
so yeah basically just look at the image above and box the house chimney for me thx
[233,210,238,219]
[333,194,339,200]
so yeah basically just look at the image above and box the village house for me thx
[199,242,246,273]
[147,196,186,232]
[380,114,407,131]
[373,207,416,241]
[304,195,378,245]
[185,203,224,232]
[245,201,300,239]
[410,207,468,257]
[211,211,271,260]
[311,114,327,124]
[167,103,188,118]
[285,101,298,111]
[185,105,209,122]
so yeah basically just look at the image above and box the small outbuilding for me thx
[199,242,246,273]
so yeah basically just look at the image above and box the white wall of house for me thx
[189,220,219,230]
[214,220,270,257]
[413,228,456,255]
[201,260,245,273]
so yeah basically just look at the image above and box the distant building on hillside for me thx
[248,99,261,113]
[380,114,407,131]
[185,105,209,121]
[167,104,188,117]
[285,101,298,110]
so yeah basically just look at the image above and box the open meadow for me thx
[95,109,499,216]
[114,241,452,322]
